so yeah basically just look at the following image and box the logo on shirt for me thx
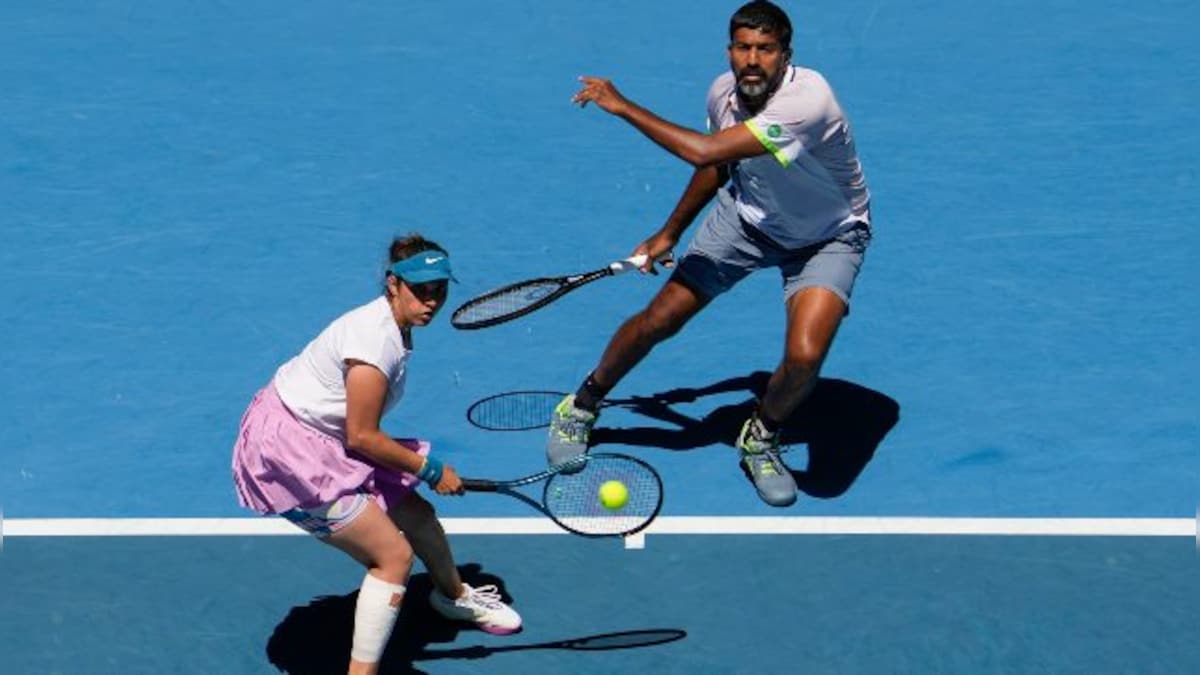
[767,124,783,139]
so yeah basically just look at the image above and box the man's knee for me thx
[636,307,686,342]
[782,340,826,376]
[637,285,703,341]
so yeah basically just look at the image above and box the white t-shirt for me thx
[273,296,410,441]
[706,65,871,248]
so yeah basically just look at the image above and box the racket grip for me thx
[461,479,499,492]
[610,252,669,274]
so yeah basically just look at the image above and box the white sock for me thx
[350,572,406,663]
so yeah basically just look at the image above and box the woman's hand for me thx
[433,465,464,496]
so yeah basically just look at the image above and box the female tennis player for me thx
[231,234,521,674]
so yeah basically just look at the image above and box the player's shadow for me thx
[267,564,687,673]
[265,563,511,675]
[592,371,899,498]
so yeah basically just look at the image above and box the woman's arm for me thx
[343,361,462,494]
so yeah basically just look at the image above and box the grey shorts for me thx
[673,190,872,308]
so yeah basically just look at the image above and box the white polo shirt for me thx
[706,65,870,248]
[273,296,410,441]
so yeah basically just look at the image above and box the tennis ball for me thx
[598,480,629,510]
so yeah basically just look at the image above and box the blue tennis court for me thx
[1,1,1197,673]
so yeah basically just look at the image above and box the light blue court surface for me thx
[1,1,1197,672]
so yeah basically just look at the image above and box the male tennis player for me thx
[548,0,872,507]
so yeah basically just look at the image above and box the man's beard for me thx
[737,77,770,98]
[734,66,779,108]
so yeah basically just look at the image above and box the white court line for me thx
[1,517,1193,539]
[641,517,1195,537]
[624,531,647,550]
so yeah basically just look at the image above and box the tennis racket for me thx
[461,452,663,537]
[466,390,618,431]
[450,253,667,330]
[465,389,697,431]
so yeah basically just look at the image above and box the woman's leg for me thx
[387,490,462,597]
[387,490,523,634]
[323,499,414,675]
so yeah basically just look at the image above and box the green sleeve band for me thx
[744,121,791,167]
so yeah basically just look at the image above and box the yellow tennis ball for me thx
[598,480,629,510]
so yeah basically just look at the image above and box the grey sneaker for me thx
[546,394,596,472]
[736,416,797,507]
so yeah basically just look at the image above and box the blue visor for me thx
[389,251,457,283]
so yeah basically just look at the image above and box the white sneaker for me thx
[430,582,523,635]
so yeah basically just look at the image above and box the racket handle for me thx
[610,252,670,274]
[461,479,499,492]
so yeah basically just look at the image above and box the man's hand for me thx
[572,76,631,116]
[632,230,679,274]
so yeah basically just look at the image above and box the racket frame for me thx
[450,255,653,330]
[465,389,640,431]
[461,452,663,538]
[460,452,588,492]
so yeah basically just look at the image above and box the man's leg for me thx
[761,286,847,422]
[547,278,708,467]
[738,286,847,507]
[590,278,709,399]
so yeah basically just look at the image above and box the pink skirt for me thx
[231,383,428,514]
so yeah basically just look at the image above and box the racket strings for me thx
[467,390,647,431]
[467,391,566,431]
[543,457,662,536]
[453,280,561,325]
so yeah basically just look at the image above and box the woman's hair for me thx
[383,233,448,293]
[729,0,793,51]
[388,233,447,264]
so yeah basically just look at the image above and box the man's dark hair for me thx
[729,1,793,51]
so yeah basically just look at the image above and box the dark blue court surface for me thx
[2,535,1197,674]
[1,0,1197,672]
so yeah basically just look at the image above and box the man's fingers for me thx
[573,76,615,109]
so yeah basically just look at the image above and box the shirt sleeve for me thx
[744,75,835,168]
[341,327,399,381]
[706,94,721,133]
[705,75,731,134]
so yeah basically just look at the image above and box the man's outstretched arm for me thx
[573,76,768,167]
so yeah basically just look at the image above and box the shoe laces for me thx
[745,449,785,476]
[462,584,506,610]
[739,419,780,454]
[553,408,595,443]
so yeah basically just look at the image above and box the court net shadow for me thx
[592,371,900,499]
[265,563,512,675]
